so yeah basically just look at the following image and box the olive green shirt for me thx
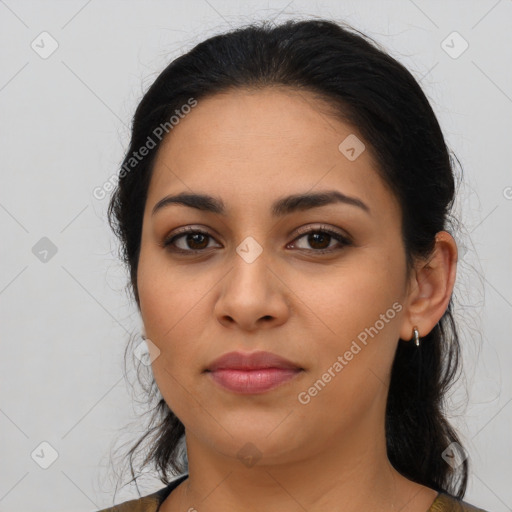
[96,474,490,512]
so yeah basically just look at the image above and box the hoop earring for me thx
[412,326,420,347]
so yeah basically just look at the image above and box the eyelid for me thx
[292,223,352,242]
[160,225,218,248]
[162,223,353,253]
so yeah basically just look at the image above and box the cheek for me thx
[298,254,405,383]
[137,243,206,339]
[299,254,404,335]
[138,233,406,418]
[137,257,205,395]
[291,273,403,432]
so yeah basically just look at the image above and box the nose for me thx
[214,248,290,332]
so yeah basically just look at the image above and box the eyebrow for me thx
[151,190,370,217]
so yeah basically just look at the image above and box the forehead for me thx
[147,87,398,217]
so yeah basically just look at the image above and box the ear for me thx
[399,231,458,341]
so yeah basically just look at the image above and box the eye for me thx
[288,225,352,254]
[162,227,221,254]
[162,224,352,255]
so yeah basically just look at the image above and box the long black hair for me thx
[107,18,468,499]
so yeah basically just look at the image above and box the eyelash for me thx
[161,224,352,255]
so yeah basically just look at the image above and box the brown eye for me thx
[304,232,332,250]
[289,226,352,254]
[181,232,210,250]
[162,225,352,256]
[163,228,220,253]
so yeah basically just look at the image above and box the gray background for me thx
[1,0,511,510]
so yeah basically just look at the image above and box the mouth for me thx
[204,351,304,394]
[207,367,303,394]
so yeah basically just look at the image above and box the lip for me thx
[206,350,302,372]
[205,351,304,394]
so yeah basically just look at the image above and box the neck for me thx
[162,414,435,512]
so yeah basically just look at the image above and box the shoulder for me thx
[429,492,491,512]
[94,491,161,512]
[94,474,189,512]
[97,495,159,512]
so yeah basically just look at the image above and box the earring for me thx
[412,326,420,347]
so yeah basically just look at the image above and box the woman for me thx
[98,18,489,512]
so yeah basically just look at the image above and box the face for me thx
[137,87,411,466]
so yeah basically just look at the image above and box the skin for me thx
[136,87,458,512]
